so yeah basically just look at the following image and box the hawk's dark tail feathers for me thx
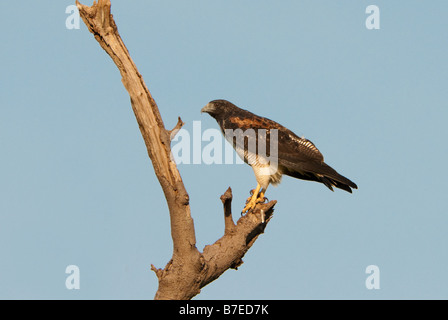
[285,162,358,193]
[319,175,355,193]
[316,162,358,193]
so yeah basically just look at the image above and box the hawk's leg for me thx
[242,184,268,214]
[258,187,268,203]
[242,184,261,214]
[257,183,269,203]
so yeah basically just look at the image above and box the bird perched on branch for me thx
[201,99,357,214]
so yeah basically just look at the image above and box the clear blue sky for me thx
[1,1,447,299]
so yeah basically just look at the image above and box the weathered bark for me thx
[76,0,276,300]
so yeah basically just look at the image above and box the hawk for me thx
[201,99,357,213]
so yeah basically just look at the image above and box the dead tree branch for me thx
[76,0,277,300]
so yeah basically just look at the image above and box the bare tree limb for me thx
[76,0,277,300]
[221,187,236,235]
[168,117,185,141]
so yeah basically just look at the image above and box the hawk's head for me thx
[201,99,237,119]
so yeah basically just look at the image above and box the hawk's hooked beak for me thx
[201,102,215,114]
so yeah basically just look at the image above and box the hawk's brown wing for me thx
[222,111,357,192]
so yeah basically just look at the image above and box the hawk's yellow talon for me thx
[242,199,257,213]
[242,184,268,214]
